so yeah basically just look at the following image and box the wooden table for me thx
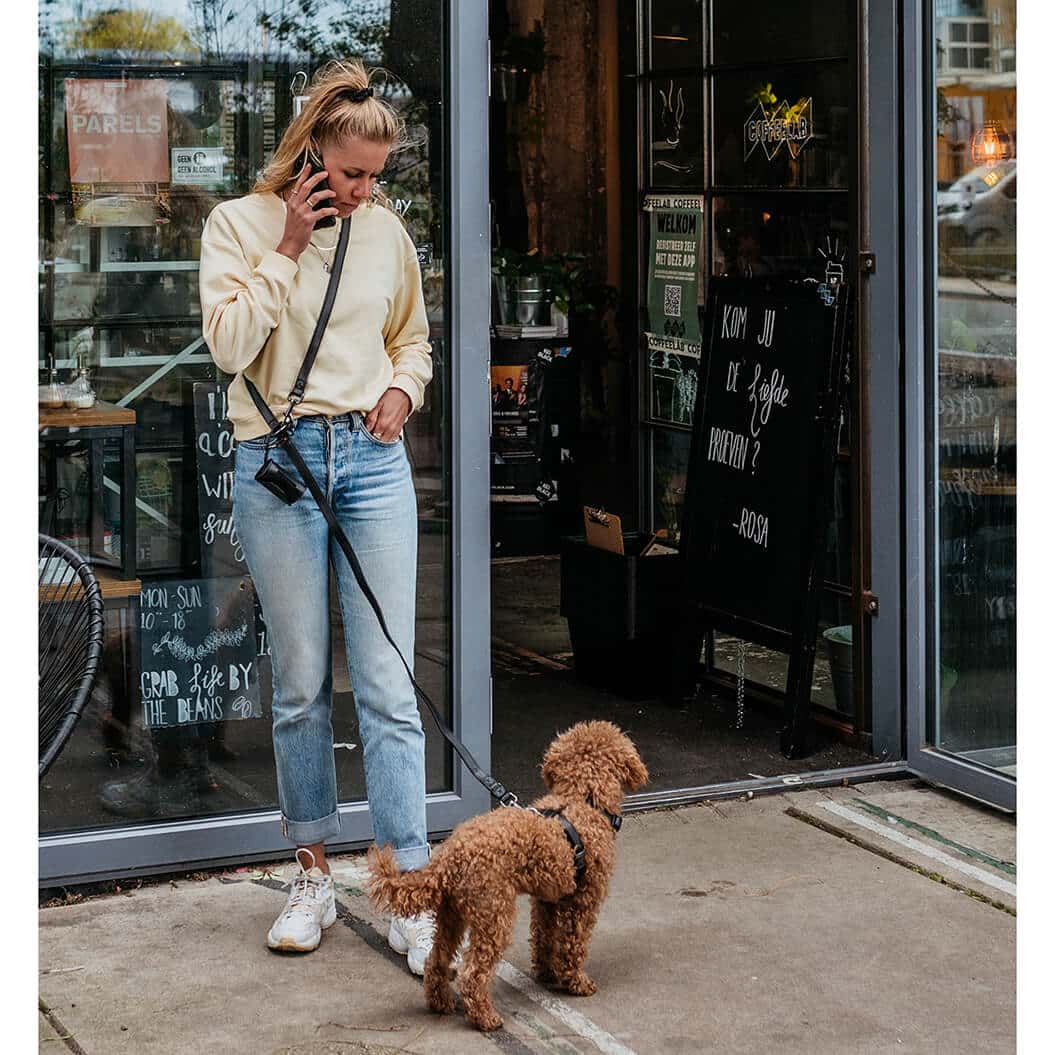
[39,401,137,580]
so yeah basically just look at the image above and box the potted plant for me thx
[492,247,546,326]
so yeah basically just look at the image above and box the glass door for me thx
[907,0,1016,811]
[38,0,492,882]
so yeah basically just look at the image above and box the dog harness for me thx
[540,797,623,885]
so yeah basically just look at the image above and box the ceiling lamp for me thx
[970,120,1014,166]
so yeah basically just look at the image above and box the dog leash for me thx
[241,217,520,810]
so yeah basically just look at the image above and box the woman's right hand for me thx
[276,162,338,261]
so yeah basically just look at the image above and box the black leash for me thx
[240,217,518,808]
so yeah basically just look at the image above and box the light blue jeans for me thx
[233,412,428,871]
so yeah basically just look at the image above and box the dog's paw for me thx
[469,1009,504,1032]
[563,972,598,997]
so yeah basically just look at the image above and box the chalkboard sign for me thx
[193,381,271,663]
[193,382,242,579]
[678,277,851,756]
[139,577,262,729]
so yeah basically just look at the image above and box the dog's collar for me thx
[539,809,587,881]
[586,794,623,832]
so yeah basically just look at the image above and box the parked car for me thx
[937,161,1016,248]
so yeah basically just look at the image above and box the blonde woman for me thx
[199,60,435,970]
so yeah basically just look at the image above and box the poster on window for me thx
[490,362,542,422]
[644,194,704,359]
[66,78,169,182]
[66,78,169,225]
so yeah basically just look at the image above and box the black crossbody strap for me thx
[289,218,351,406]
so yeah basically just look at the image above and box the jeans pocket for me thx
[358,422,403,448]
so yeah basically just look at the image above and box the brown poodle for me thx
[367,720,648,1031]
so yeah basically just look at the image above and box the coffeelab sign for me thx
[644,194,704,359]
[65,79,169,183]
[743,97,814,162]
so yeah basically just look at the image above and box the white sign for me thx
[171,147,225,186]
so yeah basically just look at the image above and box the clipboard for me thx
[583,506,624,555]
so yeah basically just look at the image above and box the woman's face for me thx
[320,136,392,217]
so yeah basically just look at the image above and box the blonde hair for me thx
[253,59,407,199]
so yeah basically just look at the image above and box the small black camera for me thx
[255,455,305,505]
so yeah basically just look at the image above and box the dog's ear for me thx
[621,743,649,791]
[540,741,562,790]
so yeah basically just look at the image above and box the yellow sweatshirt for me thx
[199,192,433,441]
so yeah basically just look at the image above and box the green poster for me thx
[644,194,704,359]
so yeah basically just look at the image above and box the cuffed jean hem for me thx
[392,843,431,872]
[281,808,342,846]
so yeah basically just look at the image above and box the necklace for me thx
[307,225,340,272]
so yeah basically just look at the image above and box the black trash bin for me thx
[559,533,684,699]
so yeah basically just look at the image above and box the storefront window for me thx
[712,0,848,66]
[640,0,859,725]
[931,0,1016,774]
[649,76,705,187]
[713,63,851,190]
[39,2,453,834]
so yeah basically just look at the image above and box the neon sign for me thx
[744,98,814,162]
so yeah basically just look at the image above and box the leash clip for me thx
[499,790,520,809]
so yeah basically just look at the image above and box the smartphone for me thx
[297,150,335,228]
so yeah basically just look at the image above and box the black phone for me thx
[297,150,335,228]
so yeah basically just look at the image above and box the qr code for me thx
[663,284,682,318]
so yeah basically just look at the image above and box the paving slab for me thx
[790,782,1016,910]
[39,786,1015,1055]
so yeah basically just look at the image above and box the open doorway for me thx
[487,0,880,802]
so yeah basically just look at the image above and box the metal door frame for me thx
[39,0,493,885]
[900,0,1015,812]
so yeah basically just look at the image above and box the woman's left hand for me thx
[364,387,412,442]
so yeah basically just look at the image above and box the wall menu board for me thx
[677,277,851,756]
[139,577,262,729]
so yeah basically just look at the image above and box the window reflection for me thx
[713,0,849,66]
[650,0,705,69]
[712,195,849,280]
[38,0,454,834]
[933,0,1016,774]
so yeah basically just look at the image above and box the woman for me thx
[198,60,435,971]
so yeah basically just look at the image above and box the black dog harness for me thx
[539,797,623,884]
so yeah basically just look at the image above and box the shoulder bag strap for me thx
[243,215,351,426]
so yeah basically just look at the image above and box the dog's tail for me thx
[365,844,442,918]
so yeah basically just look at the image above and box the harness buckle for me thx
[572,844,586,872]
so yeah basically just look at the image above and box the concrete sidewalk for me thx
[39,780,1015,1055]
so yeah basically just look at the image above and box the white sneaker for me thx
[388,913,436,976]
[267,849,337,953]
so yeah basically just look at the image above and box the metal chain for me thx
[735,640,746,730]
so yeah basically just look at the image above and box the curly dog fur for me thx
[366,720,648,1031]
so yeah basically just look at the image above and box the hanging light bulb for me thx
[970,120,1014,166]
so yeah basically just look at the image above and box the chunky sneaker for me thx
[267,849,337,953]
[388,913,436,976]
